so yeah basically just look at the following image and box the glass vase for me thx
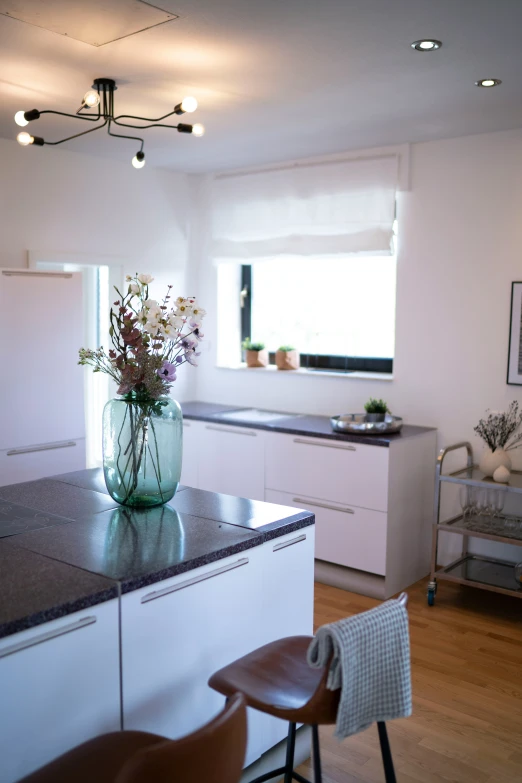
[102,395,182,508]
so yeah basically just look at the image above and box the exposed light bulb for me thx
[82,90,100,108]
[17,132,33,146]
[132,152,146,169]
[15,111,28,127]
[192,123,205,137]
[419,41,435,49]
[181,96,198,113]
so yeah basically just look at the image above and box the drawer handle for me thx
[1,271,73,278]
[141,558,249,603]
[273,533,306,552]
[205,425,257,437]
[0,616,96,659]
[293,497,355,514]
[293,438,355,451]
[7,440,77,456]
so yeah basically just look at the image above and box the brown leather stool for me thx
[17,693,247,783]
[209,636,398,783]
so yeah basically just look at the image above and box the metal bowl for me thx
[330,413,403,435]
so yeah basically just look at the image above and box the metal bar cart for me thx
[428,442,522,605]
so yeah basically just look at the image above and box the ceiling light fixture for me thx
[14,78,205,165]
[411,39,442,51]
[475,78,502,87]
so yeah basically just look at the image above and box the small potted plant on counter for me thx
[364,397,389,423]
[275,345,300,371]
[242,337,268,368]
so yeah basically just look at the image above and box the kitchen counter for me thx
[1,469,315,783]
[180,401,436,447]
[0,469,313,639]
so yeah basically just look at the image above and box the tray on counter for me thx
[330,414,403,435]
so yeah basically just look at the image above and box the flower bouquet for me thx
[474,401,522,477]
[79,273,205,507]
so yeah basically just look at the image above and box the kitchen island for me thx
[0,470,315,783]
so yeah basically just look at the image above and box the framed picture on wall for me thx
[507,282,522,385]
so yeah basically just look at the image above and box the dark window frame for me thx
[240,264,393,374]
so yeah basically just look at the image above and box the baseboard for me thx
[314,559,386,599]
[241,726,311,783]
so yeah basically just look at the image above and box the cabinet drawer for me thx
[0,438,86,487]
[0,600,120,783]
[265,432,389,512]
[265,489,387,575]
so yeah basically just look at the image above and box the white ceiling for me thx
[1,0,521,172]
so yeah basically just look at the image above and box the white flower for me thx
[169,314,183,330]
[137,309,148,324]
[144,299,158,308]
[160,323,178,340]
[129,283,140,294]
[137,273,154,285]
[176,302,193,316]
[125,275,132,282]
[144,319,159,336]
[191,304,206,319]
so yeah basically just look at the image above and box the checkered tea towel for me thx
[307,599,412,739]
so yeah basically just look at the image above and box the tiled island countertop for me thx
[0,470,314,640]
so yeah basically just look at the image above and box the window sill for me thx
[216,363,394,381]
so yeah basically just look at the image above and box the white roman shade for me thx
[211,154,398,264]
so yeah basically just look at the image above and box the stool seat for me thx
[208,635,339,725]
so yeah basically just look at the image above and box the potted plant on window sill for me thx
[242,338,268,368]
[275,345,300,371]
[364,397,389,423]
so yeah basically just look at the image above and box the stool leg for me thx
[311,725,322,783]
[377,722,397,783]
[284,722,296,783]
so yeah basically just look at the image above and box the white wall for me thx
[191,128,522,563]
[0,138,197,401]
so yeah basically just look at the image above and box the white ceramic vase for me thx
[479,447,512,477]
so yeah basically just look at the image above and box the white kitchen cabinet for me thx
[121,531,315,768]
[121,549,269,766]
[0,600,120,783]
[180,420,200,487]
[265,432,389,512]
[255,527,316,751]
[266,489,387,575]
[197,422,265,501]
[0,438,86,487]
[0,271,85,453]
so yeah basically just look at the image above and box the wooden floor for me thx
[295,578,522,783]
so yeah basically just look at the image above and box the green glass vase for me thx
[102,395,182,508]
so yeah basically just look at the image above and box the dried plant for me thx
[474,402,522,452]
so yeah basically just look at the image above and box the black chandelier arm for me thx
[107,123,144,151]
[43,118,109,146]
[112,118,181,131]
[39,108,102,123]
[113,109,177,123]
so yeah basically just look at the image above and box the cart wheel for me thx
[427,589,435,606]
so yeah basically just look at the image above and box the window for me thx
[240,255,396,373]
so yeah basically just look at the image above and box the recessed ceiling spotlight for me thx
[475,78,502,87]
[411,39,442,51]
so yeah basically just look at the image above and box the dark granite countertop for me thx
[180,401,436,447]
[0,469,313,639]
[0,540,118,640]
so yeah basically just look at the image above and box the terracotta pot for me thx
[275,349,300,370]
[245,349,268,368]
